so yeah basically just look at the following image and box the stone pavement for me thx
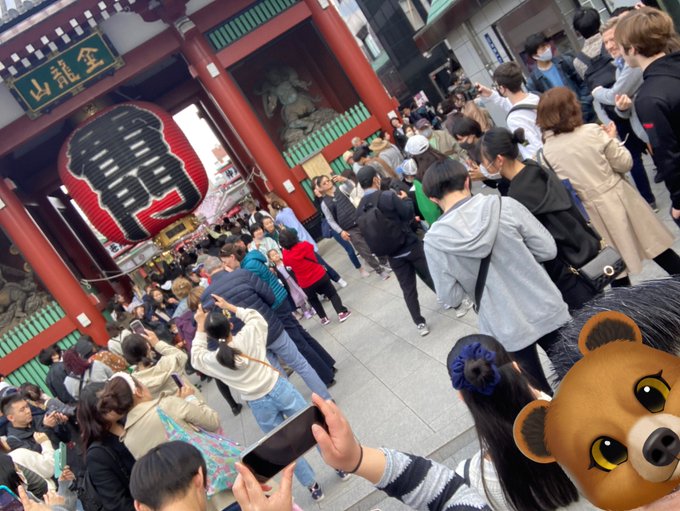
[199,160,678,511]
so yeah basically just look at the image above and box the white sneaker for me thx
[338,278,348,288]
[359,268,371,278]
[417,323,430,337]
[456,297,474,317]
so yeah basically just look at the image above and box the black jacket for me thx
[509,161,600,267]
[46,362,75,404]
[6,416,70,452]
[635,52,680,209]
[357,190,419,255]
[508,161,600,309]
[201,269,284,344]
[86,433,136,511]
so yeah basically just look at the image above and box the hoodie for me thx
[634,52,680,208]
[424,194,570,351]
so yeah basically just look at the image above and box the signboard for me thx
[7,30,124,118]
[301,153,333,181]
[484,33,504,64]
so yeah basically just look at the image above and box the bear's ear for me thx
[513,400,555,464]
[578,310,642,356]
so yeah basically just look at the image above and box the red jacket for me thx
[282,241,326,288]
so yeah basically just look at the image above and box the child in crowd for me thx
[267,249,315,320]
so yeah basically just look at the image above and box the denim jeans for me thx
[267,330,331,400]
[248,377,317,488]
[330,230,361,269]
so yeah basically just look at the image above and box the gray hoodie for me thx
[424,194,570,352]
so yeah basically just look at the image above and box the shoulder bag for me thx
[474,197,502,313]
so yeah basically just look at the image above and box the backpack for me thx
[577,44,616,91]
[506,103,537,119]
[356,192,406,257]
[76,442,131,511]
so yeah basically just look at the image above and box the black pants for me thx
[303,274,347,319]
[389,242,435,325]
[612,248,680,287]
[215,379,239,409]
[510,329,561,396]
[276,303,336,384]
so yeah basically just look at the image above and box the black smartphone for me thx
[240,404,328,482]
[170,373,184,388]
[130,320,145,335]
[0,485,23,511]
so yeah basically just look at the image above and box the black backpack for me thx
[356,192,406,257]
[577,44,616,91]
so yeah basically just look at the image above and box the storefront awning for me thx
[414,0,478,52]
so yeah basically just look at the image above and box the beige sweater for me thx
[191,308,278,401]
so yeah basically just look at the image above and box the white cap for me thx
[404,135,430,156]
[401,159,418,176]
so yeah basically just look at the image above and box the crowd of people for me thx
[2,4,680,511]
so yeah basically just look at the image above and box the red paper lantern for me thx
[59,102,209,245]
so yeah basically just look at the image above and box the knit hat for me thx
[404,135,430,156]
[368,138,390,153]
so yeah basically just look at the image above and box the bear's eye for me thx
[590,437,628,472]
[635,373,670,413]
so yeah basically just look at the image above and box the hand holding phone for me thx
[240,404,328,482]
[54,442,67,479]
[130,320,145,336]
[171,373,184,389]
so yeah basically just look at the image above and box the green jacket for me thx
[414,179,442,226]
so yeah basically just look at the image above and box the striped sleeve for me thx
[376,449,490,511]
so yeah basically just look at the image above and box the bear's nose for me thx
[643,428,680,466]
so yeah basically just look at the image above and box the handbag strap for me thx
[237,353,282,376]
[474,197,502,311]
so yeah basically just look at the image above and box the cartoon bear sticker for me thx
[513,311,680,511]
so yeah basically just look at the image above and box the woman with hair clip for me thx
[191,295,336,502]
[479,127,600,310]
[121,326,203,401]
[449,334,592,510]
[77,382,135,511]
[97,373,235,511]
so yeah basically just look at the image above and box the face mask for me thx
[459,141,475,151]
[479,164,502,180]
[535,47,553,62]
[420,128,433,138]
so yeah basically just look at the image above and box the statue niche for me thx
[0,263,51,335]
[255,65,338,149]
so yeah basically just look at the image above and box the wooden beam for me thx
[215,2,311,68]
[0,316,77,375]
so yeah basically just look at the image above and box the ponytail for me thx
[205,311,242,370]
[480,127,523,162]
[98,377,135,417]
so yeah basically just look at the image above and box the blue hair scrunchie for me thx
[449,342,501,396]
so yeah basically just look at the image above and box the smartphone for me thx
[170,373,184,388]
[0,485,22,511]
[130,320,145,335]
[240,404,328,482]
[54,442,67,479]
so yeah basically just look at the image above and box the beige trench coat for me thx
[543,124,675,275]
[121,395,236,510]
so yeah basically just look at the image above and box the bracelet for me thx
[348,444,364,474]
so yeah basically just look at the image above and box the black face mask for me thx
[459,141,475,151]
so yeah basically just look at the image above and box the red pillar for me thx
[303,0,397,137]
[0,179,108,344]
[172,17,316,221]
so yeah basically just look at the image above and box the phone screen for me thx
[54,443,67,479]
[241,405,327,482]
[0,486,23,511]
[171,373,184,388]
[130,320,145,336]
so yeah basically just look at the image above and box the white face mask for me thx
[535,47,553,62]
[420,128,433,138]
[479,164,502,180]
